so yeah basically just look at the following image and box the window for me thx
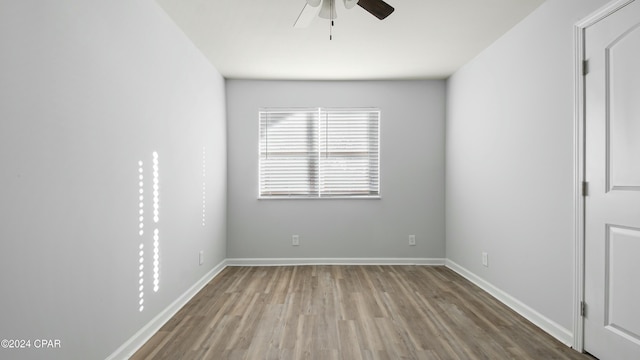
[259,107,380,199]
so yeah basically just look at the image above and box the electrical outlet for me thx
[482,252,488,267]
[199,250,204,265]
[292,235,300,246]
[409,235,416,246]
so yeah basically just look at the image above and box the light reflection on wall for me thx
[138,162,144,236]
[152,152,159,223]
[202,147,206,227]
[138,243,144,312]
[153,229,160,292]
[152,151,160,293]
[137,161,145,312]
[137,152,161,311]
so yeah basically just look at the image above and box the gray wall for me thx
[446,0,609,335]
[227,80,445,259]
[0,1,226,359]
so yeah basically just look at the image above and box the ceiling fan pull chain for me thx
[329,0,334,40]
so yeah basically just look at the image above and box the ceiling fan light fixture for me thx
[343,0,357,9]
[294,0,394,29]
[318,0,338,20]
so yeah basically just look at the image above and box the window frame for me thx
[258,107,381,200]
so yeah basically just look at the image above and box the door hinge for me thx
[582,181,589,197]
[582,59,589,76]
[580,301,586,317]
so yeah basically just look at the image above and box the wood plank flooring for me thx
[131,266,594,360]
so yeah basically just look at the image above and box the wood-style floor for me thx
[131,265,595,360]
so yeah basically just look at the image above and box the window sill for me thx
[258,196,381,200]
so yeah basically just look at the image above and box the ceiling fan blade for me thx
[357,0,394,20]
[294,1,322,28]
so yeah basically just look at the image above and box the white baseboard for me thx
[445,259,573,346]
[226,257,446,266]
[105,259,228,360]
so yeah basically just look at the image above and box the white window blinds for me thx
[259,108,380,198]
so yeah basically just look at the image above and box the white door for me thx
[584,1,640,359]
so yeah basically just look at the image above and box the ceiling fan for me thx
[294,0,395,36]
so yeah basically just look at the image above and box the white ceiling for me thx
[155,0,545,80]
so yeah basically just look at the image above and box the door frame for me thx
[573,0,636,352]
